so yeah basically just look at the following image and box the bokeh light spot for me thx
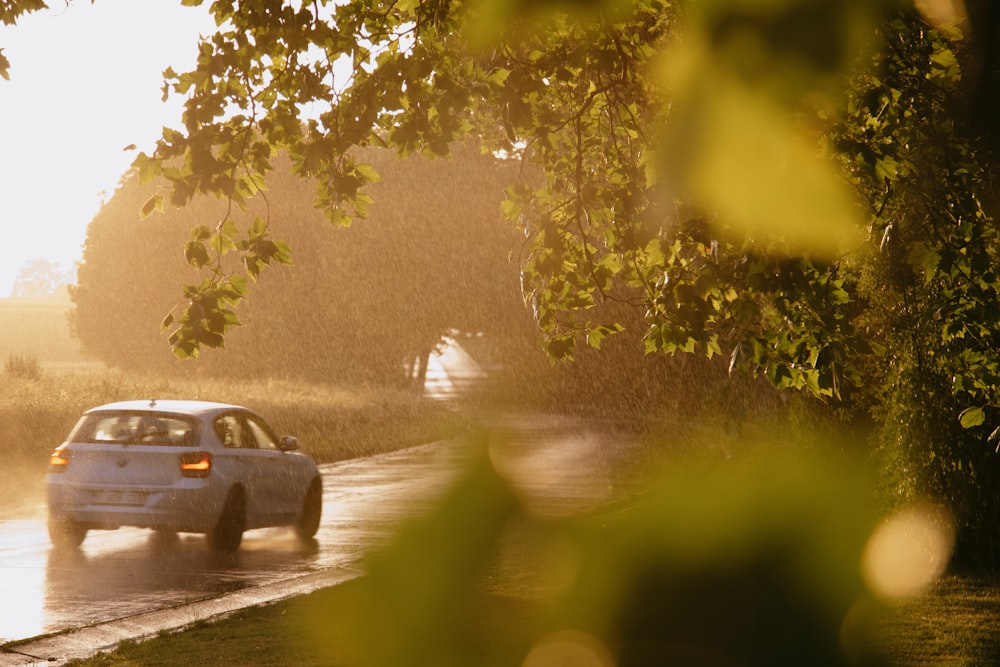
[522,630,615,667]
[862,502,955,599]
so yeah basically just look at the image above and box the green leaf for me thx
[929,45,959,78]
[355,162,381,184]
[133,153,162,183]
[273,239,293,264]
[184,241,211,269]
[875,156,899,182]
[487,68,511,85]
[546,335,575,361]
[959,406,985,429]
[211,219,239,254]
[907,242,941,283]
[140,194,163,220]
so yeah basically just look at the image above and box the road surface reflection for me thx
[0,441,467,644]
[0,420,628,648]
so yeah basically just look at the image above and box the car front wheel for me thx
[48,515,87,549]
[209,487,245,552]
[295,477,322,540]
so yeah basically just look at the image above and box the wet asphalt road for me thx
[0,417,629,665]
[0,438,470,665]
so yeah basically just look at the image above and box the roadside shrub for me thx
[4,353,41,380]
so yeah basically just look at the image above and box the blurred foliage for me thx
[299,435,898,667]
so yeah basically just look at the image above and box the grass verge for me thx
[63,584,540,667]
[61,566,1000,665]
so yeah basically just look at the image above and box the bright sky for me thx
[0,0,216,297]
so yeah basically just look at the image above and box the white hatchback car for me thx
[46,400,322,551]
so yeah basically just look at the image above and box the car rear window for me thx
[70,412,198,447]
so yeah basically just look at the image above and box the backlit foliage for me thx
[131,0,880,400]
[72,144,530,386]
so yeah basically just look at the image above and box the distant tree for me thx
[10,258,70,300]
[69,173,194,371]
[71,144,535,386]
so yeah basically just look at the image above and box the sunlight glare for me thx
[0,521,47,641]
[0,0,215,296]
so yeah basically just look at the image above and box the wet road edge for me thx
[0,563,364,666]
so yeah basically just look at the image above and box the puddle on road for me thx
[0,525,325,642]
[0,445,463,644]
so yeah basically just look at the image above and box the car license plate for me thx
[92,490,146,506]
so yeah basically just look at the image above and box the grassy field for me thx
[876,575,1000,665]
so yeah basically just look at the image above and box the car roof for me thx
[85,400,250,416]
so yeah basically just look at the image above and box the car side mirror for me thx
[279,436,299,452]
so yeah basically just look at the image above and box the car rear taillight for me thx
[180,451,212,478]
[48,448,71,473]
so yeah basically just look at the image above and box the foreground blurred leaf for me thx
[305,436,522,667]
[300,431,892,666]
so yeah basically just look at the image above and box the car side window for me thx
[215,414,251,449]
[245,415,280,451]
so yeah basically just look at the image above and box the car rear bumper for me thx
[47,480,218,534]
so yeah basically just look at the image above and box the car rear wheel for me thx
[209,487,245,552]
[48,515,87,549]
[295,477,322,540]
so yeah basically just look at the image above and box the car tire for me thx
[209,487,245,552]
[48,515,87,549]
[295,477,322,540]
